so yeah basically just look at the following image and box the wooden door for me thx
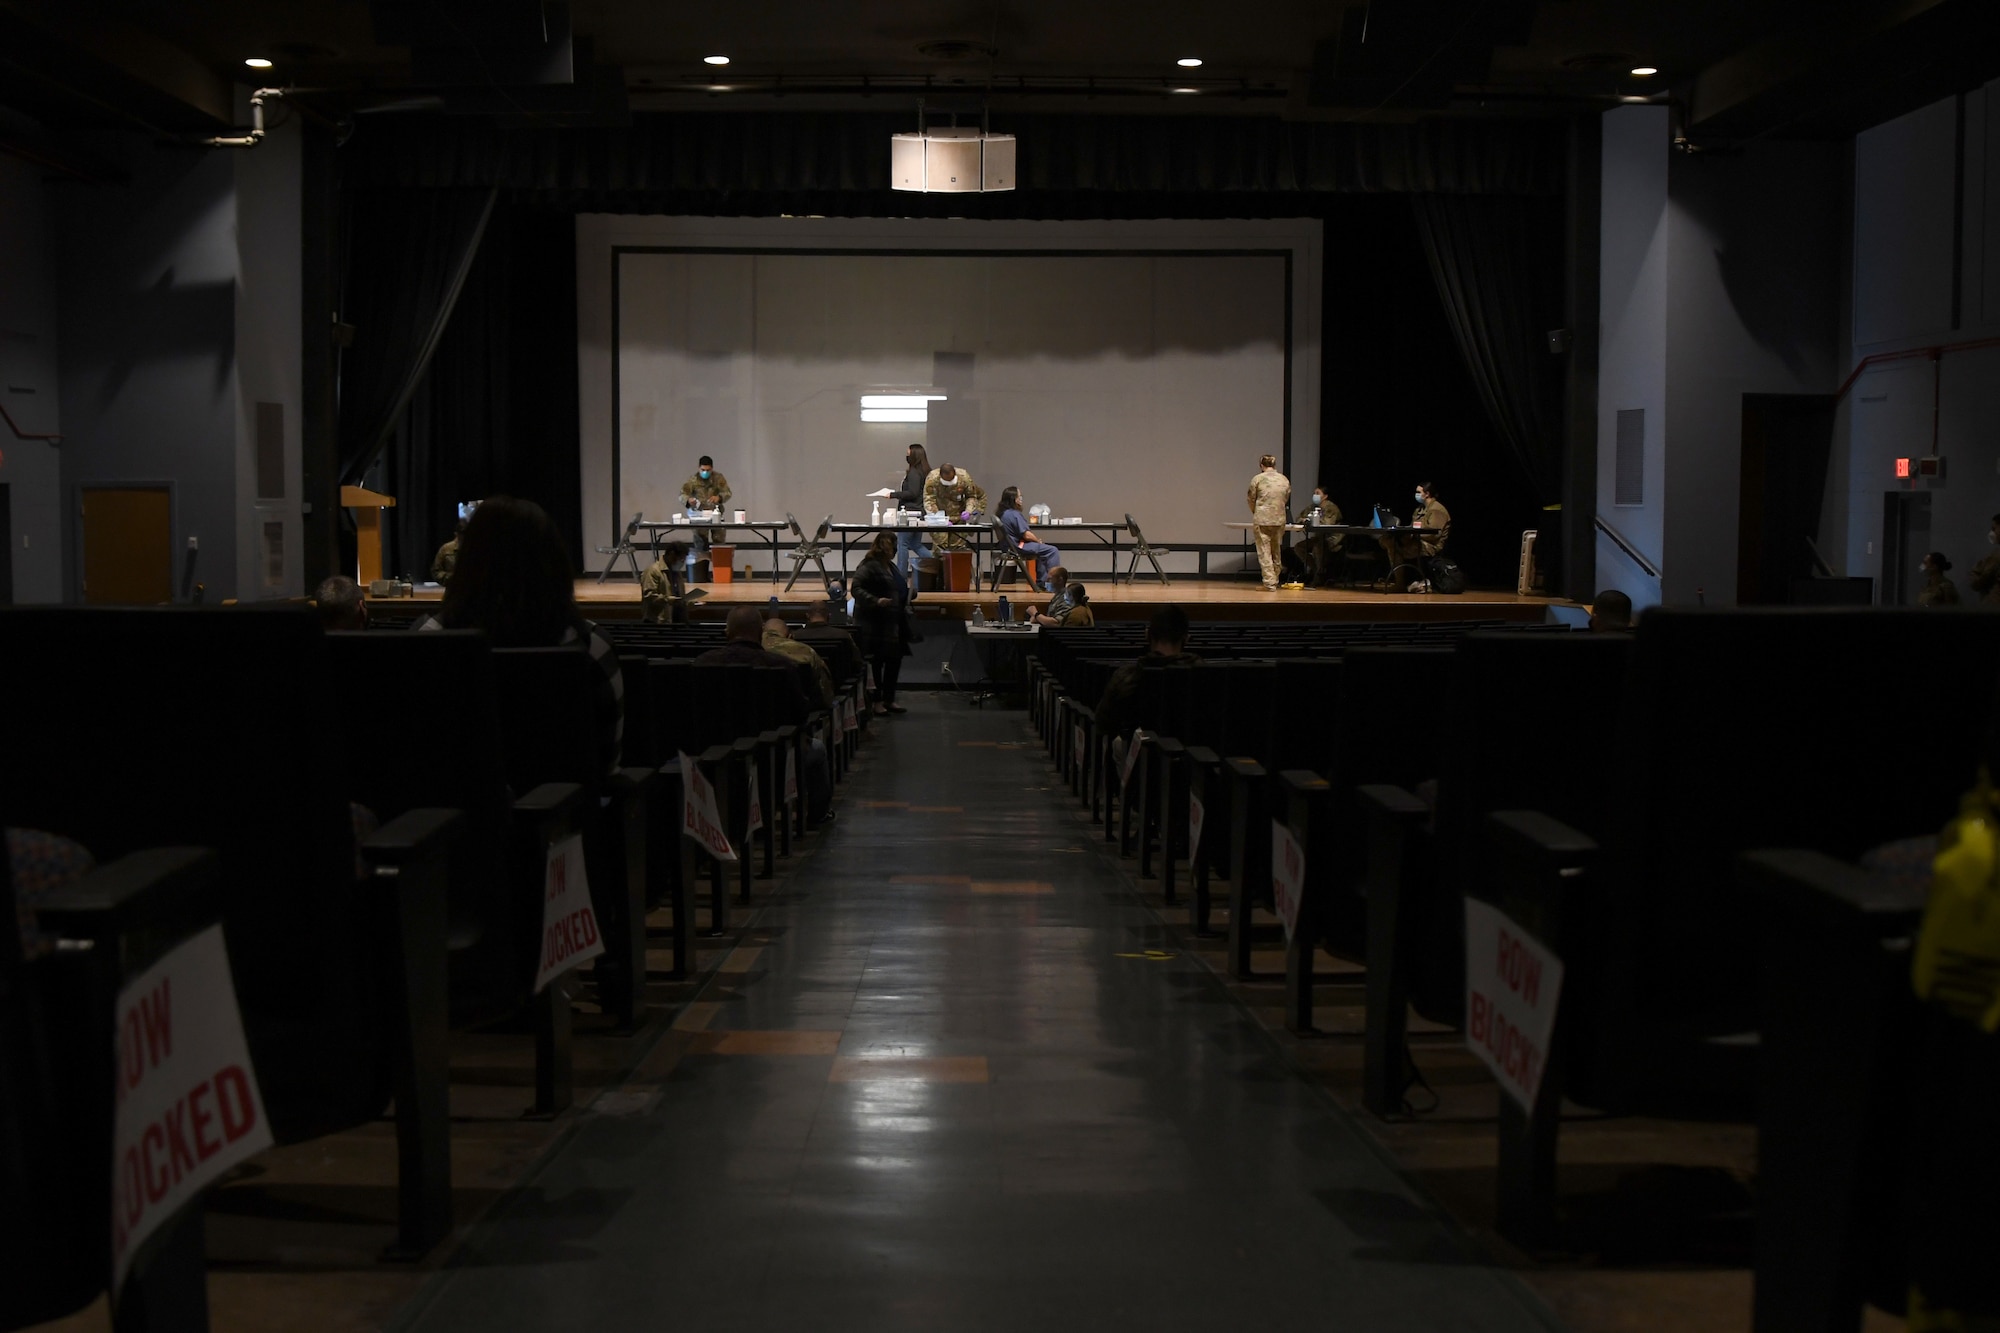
[80,487,172,605]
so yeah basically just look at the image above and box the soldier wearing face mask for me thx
[679,455,733,579]
[1970,514,2000,605]
[1298,486,1344,586]
[1385,482,1451,591]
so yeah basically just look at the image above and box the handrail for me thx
[1595,515,1661,580]
[0,399,59,442]
[1835,335,2000,402]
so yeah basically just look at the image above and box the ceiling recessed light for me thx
[1169,86,1201,94]
[703,54,730,66]
[1629,66,1658,77]
[244,57,273,68]
[1176,57,1203,68]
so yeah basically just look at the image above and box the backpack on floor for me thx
[1426,556,1466,595]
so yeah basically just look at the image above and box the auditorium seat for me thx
[0,606,464,1258]
[488,646,654,1034]
[3,842,221,1332]
[329,630,590,1113]
[1482,608,2000,1246]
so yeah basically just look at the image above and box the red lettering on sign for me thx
[188,1082,220,1161]
[1497,929,1544,1006]
[216,1066,258,1142]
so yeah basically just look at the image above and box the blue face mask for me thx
[700,469,711,479]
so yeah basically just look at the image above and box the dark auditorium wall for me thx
[334,111,1567,586]
[0,155,63,603]
[55,146,243,603]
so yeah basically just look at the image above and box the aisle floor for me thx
[393,696,1564,1332]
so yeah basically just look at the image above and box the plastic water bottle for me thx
[997,595,1011,623]
[870,500,881,525]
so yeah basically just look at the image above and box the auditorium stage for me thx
[373,577,1575,625]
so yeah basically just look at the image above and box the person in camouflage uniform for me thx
[760,607,835,709]
[923,464,985,553]
[680,455,732,578]
[640,543,690,623]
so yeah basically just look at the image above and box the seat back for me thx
[786,512,806,540]
[1125,513,1146,545]
[0,607,390,1141]
[330,629,559,1021]
[814,515,833,543]
[1610,609,2000,1037]
[490,646,609,794]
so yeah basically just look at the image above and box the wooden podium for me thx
[340,485,396,585]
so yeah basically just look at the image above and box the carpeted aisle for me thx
[391,693,1564,1332]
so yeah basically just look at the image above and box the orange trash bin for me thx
[710,544,736,585]
[944,550,973,593]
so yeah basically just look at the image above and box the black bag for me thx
[1426,556,1466,595]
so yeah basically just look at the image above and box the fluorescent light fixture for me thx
[861,408,930,423]
[1629,66,1658,76]
[704,54,730,65]
[244,57,273,68]
[860,394,946,408]
[1177,57,1203,67]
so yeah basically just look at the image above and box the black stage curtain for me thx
[338,111,1566,199]
[1320,196,1545,590]
[1412,193,1566,505]
[376,202,583,580]
[336,186,497,486]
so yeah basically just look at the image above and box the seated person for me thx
[313,574,369,630]
[1589,589,1634,632]
[1095,606,1200,759]
[996,487,1060,593]
[760,606,836,709]
[641,542,691,624]
[695,607,831,821]
[430,503,473,584]
[794,601,862,680]
[1057,581,1095,627]
[1298,486,1344,587]
[1026,567,1076,627]
[414,496,624,772]
[1381,481,1452,591]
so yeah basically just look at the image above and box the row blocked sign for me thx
[536,834,603,992]
[678,752,738,863]
[1120,729,1147,788]
[1463,898,1565,1110]
[1271,821,1305,940]
[747,768,764,836]
[1188,791,1206,862]
[111,925,272,1292]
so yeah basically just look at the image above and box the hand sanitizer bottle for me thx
[971,603,986,626]
[871,500,881,525]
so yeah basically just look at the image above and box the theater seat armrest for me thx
[1486,809,1596,868]
[1225,757,1265,781]
[36,847,221,939]
[1281,769,1329,796]
[698,744,732,766]
[610,765,657,795]
[1737,848,1929,929]
[1157,737,1186,757]
[514,781,585,818]
[361,808,464,867]
[774,724,799,742]
[1185,746,1220,767]
[1356,784,1428,821]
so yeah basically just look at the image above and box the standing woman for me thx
[1247,454,1291,592]
[894,442,931,582]
[852,531,914,714]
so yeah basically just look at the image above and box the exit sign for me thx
[1895,458,1912,478]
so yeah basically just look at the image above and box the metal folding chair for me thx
[783,514,833,591]
[986,517,1033,593]
[1122,513,1172,586]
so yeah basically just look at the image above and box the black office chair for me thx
[987,517,1033,593]
[1122,513,1171,587]
[784,513,833,591]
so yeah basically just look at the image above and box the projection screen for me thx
[610,250,1289,547]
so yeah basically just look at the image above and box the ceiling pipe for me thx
[203,87,284,147]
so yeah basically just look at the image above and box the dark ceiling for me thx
[1,0,1996,157]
